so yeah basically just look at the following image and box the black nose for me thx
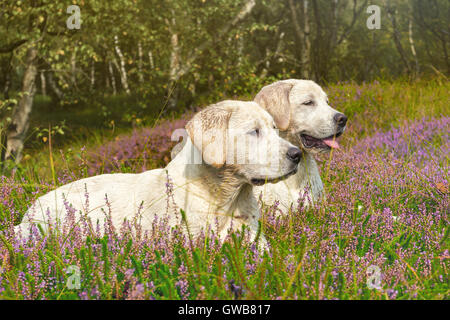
[287,147,302,164]
[333,113,348,128]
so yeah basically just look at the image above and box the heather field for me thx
[0,80,448,300]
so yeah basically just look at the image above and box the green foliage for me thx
[0,79,448,300]
[1,0,448,164]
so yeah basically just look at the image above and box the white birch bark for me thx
[260,32,285,78]
[70,50,77,86]
[168,22,180,84]
[408,14,419,75]
[288,0,311,78]
[148,51,154,69]
[302,0,311,79]
[138,41,144,84]
[114,35,130,94]
[108,60,117,95]
[387,6,411,74]
[40,70,46,96]
[90,61,95,90]
[166,14,181,109]
[47,71,63,100]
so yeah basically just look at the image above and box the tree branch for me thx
[172,0,256,81]
[336,0,368,46]
[0,39,28,54]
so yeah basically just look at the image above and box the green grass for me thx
[5,78,448,182]
[0,78,448,300]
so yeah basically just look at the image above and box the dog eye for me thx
[248,128,260,136]
[303,100,314,106]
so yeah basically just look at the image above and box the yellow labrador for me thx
[253,79,347,211]
[16,100,301,245]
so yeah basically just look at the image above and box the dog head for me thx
[254,79,347,154]
[186,100,301,186]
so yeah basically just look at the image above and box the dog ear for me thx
[254,82,293,131]
[186,106,231,168]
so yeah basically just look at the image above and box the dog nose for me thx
[287,147,302,164]
[333,113,348,128]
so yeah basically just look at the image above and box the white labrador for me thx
[253,79,347,212]
[16,100,302,245]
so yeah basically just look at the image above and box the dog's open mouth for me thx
[250,167,298,186]
[300,132,342,150]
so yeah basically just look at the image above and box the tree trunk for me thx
[70,49,77,86]
[413,1,449,75]
[47,70,64,101]
[237,35,244,68]
[3,53,13,100]
[148,51,154,69]
[336,0,368,46]
[138,41,144,84]
[113,35,130,94]
[40,70,46,96]
[167,15,181,109]
[260,32,285,78]
[438,38,449,76]
[408,14,419,76]
[311,0,323,81]
[330,0,339,48]
[288,0,311,78]
[387,7,411,74]
[108,60,117,95]
[105,69,110,90]
[288,0,303,68]
[90,60,95,90]
[4,44,38,164]
[170,0,256,82]
[301,0,311,79]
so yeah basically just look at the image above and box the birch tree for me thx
[4,43,38,164]
[288,0,311,79]
[113,35,131,94]
[386,4,412,75]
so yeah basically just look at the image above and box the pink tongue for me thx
[322,138,340,149]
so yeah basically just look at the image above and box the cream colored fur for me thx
[254,79,346,212]
[16,100,300,246]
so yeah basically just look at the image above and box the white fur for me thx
[16,100,300,246]
[254,79,346,212]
